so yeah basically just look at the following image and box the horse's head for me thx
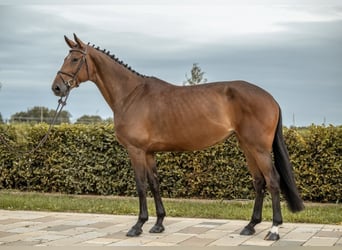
[52,34,91,97]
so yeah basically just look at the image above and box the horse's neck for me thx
[90,52,144,113]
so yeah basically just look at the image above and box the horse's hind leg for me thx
[240,153,266,236]
[264,164,282,241]
[255,152,282,240]
[241,148,283,240]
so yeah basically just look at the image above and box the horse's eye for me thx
[72,58,79,63]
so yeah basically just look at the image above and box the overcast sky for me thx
[0,0,341,126]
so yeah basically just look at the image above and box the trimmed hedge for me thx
[0,124,341,202]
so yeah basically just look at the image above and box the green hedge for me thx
[0,124,341,202]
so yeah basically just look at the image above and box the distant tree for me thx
[0,82,2,123]
[75,115,103,124]
[10,106,71,124]
[183,63,207,86]
[104,117,114,123]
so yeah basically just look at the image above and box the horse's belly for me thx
[148,123,234,152]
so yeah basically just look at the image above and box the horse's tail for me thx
[273,108,304,212]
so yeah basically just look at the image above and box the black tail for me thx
[273,109,304,212]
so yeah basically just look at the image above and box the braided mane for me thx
[88,42,148,78]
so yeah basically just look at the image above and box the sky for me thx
[0,0,341,126]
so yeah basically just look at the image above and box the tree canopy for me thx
[183,63,207,86]
[10,106,71,124]
[0,82,3,123]
[75,115,103,124]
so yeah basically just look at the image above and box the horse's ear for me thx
[64,35,76,48]
[73,33,85,49]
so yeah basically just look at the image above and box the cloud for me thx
[0,2,341,125]
[30,2,342,46]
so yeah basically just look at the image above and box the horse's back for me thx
[120,79,279,152]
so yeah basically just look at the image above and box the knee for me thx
[265,172,280,193]
[253,177,266,193]
[267,180,280,194]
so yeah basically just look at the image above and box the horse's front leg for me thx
[126,149,149,237]
[146,153,166,233]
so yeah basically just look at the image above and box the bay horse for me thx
[52,34,304,241]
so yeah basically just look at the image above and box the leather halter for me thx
[57,47,90,89]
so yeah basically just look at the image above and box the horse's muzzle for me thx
[52,81,68,97]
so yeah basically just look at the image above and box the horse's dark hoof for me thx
[149,224,165,233]
[264,231,280,241]
[240,226,256,236]
[126,227,142,237]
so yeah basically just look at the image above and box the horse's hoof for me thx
[126,227,142,237]
[149,224,165,233]
[264,231,280,241]
[240,226,255,236]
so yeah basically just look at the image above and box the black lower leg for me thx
[241,178,265,236]
[149,197,166,233]
[147,163,166,234]
[264,189,282,241]
[127,178,148,237]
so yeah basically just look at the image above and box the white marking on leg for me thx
[270,225,279,234]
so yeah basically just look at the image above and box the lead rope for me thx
[0,91,70,157]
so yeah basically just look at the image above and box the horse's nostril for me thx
[54,85,60,92]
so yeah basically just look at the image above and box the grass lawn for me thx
[0,190,341,225]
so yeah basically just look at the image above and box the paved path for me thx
[0,210,341,247]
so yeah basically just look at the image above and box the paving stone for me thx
[179,236,215,246]
[324,224,342,230]
[7,222,47,234]
[0,231,16,238]
[163,219,183,226]
[147,233,194,245]
[38,236,84,246]
[272,239,305,246]
[1,240,39,246]
[0,232,36,243]
[29,216,59,223]
[98,223,131,234]
[335,237,342,246]
[73,231,107,240]
[283,226,320,241]
[303,236,339,246]
[58,226,96,236]
[315,229,342,238]
[107,235,154,246]
[143,241,175,246]
[82,237,119,245]
[215,221,246,232]
[44,224,76,232]
[163,220,200,233]
[0,219,23,225]
[64,219,99,227]
[242,230,275,246]
[103,231,128,240]
[25,232,68,242]
[209,233,251,246]
[86,221,115,229]
[178,226,211,234]
[198,221,226,227]
[197,229,229,239]
[0,209,341,247]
